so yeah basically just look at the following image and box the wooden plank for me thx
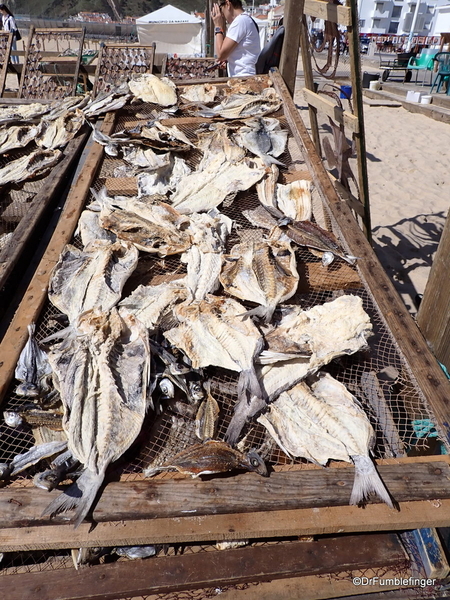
[0,459,448,533]
[303,88,360,133]
[304,0,352,26]
[0,129,90,290]
[329,173,366,218]
[0,534,407,600]
[417,208,450,371]
[1,498,449,552]
[0,32,13,97]
[279,0,304,96]
[0,113,116,405]
[411,528,450,579]
[271,69,450,451]
[299,15,322,154]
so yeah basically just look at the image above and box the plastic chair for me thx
[430,52,450,94]
[407,51,436,85]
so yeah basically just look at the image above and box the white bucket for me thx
[369,80,381,91]
[421,95,432,104]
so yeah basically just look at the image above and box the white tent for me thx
[136,5,203,57]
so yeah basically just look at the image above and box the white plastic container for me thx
[421,95,432,104]
[369,80,381,91]
[406,90,422,103]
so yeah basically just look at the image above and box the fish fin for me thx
[225,395,267,447]
[240,304,276,324]
[261,154,285,167]
[343,254,359,265]
[350,455,396,509]
[41,469,104,529]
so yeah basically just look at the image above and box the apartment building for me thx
[358,0,449,35]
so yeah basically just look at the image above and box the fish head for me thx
[33,469,60,491]
[14,382,40,398]
[244,450,268,477]
[159,378,175,399]
[3,411,23,428]
[0,463,11,480]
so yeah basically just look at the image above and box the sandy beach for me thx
[294,85,450,317]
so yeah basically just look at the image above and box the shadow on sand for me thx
[371,211,446,314]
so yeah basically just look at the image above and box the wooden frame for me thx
[18,27,85,100]
[0,73,450,596]
[0,31,13,97]
[93,43,156,97]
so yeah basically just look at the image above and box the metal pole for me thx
[406,1,422,52]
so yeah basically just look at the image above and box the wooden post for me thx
[347,0,372,242]
[299,15,322,155]
[205,0,214,58]
[416,209,450,372]
[279,0,304,96]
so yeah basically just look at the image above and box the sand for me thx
[294,90,450,316]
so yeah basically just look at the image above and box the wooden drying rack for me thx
[0,72,449,599]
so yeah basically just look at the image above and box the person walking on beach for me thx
[211,0,260,77]
[0,4,19,63]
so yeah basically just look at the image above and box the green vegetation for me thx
[11,0,205,18]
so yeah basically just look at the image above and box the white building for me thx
[358,0,449,36]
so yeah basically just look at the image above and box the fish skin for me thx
[144,440,268,478]
[276,180,312,222]
[35,109,85,150]
[236,117,288,166]
[75,210,117,248]
[14,324,53,398]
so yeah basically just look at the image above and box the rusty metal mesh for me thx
[94,44,156,96]
[163,57,226,80]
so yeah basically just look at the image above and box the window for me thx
[376,2,384,11]
[392,5,402,18]
[388,21,399,33]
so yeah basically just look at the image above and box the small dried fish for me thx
[195,88,282,119]
[235,117,288,166]
[195,382,220,441]
[144,440,267,478]
[14,324,52,398]
[4,408,63,430]
[0,440,68,479]
[115,546,158,560]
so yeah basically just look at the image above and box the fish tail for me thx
[350,455,395,509]
[240,304,276,324]
[261,154,285,167]
[41,469,104,529]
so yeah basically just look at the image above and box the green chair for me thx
[407,51,436,85]
[430,52,450,94]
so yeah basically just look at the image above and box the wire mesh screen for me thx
[163,57,226,80]
[0,31,12,97]
[0,85,436,489]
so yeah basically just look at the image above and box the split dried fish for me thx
[36,109,85,149]
[144,440,267,478]
[235,117,288,166]
[0,101,52,124]
[141,121,195,151]
[128,74,177,106]
[0,149,62,187]
[164,295,264,411]
[137,156,191,196]
[75,210,117,247]
[257,373,394,507]
[196,87,282,119]
[171,157,266,215]
[197,123,246,169]
[48,240,138,323]
[0,440,68,480]
[0,124,40,155]
[122,145,171,171]
[180,83,217,103]
[83,85,130,118]
[43,308,151,528]
[119,279,188,329]
[226,294,372,444]
[219,238,299,323]
[14,324,52,398]
[276,180,312,222]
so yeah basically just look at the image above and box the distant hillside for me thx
[12,0,204,18]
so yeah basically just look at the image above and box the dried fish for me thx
[128,74,177,106]
[48,240,139,323]
[137,156,191,196]
[35,109,85,150]
[0,101,52,124]
[235,117,288,166]
[83,85,130,119]
[4,408,63,430]
[14,324,52,398]
[115,546,158,559]
[141,121,195,150]
[0,440,68,479]
[195,382,220,441]
[171,157,266,215]
[276,180,312,222]
[195,87,282,119]
[0,149,62,187]
[219,238,299,323]
[75,210,117,247]
[180,83,217,103]
[164,295,264,413]
[144,440,267,478]
[43,308,151,528]
[257,373,394,507]
[0,124,40,155]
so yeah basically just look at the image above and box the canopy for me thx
[136,5,203,56]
